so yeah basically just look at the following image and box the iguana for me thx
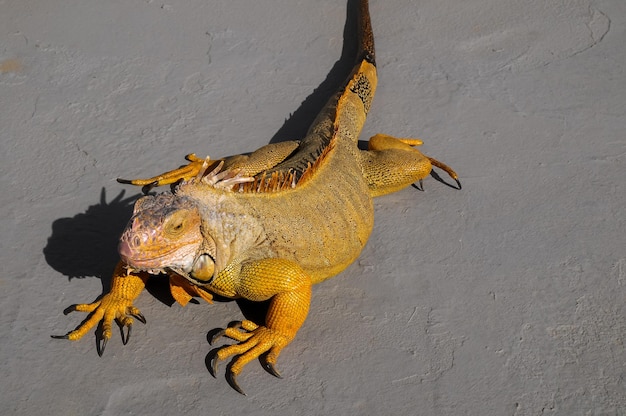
[54,0,460,394]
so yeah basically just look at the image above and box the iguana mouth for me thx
[118,239,197,272]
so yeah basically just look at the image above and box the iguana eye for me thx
[164,210,192,237]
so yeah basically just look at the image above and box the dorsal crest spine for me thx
[236,137,336,193]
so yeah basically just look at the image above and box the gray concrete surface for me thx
[1,0,625,414]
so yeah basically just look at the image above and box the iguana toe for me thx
[209,323,242,345]
[427,156,461,189]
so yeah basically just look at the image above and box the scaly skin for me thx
[54,0,460,394]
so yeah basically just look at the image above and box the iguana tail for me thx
[357,0,376,65]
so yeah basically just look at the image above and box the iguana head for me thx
[118,193,216,281]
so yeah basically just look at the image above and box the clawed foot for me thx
[208,320,289,395]
[52,295,146,356]
[117,153,221,193]
[52,264,148,356]
[391,138,461,189]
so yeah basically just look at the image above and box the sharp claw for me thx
[412,180,424,192]
[133,312,147,324]
[50,334,70,340]
[263,362,282,379]
[210,329,227,345]
[455,178,462,190]
[226,371,246,396]
[121,325,131,345]
[141,182,158,194]
[63,305,78,315]
[97,337,107,357]
[208,351,219,378]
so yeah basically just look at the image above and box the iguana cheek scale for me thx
[54,0,460,394]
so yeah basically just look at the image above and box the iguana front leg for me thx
[361,133,461,197]
[116,153,213,192]
[208,258,312,395]
[117,141,300,192]
[52,261,149,355]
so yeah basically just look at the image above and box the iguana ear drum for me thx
[191,253,215,282]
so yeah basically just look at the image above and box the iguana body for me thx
[55,0,459,394]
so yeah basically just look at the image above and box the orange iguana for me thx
[54,0,459,394]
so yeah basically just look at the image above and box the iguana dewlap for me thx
[54,0,459,394]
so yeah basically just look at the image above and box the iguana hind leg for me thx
[361,133,460,197]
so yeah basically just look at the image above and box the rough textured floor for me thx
[1,0,625,414]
